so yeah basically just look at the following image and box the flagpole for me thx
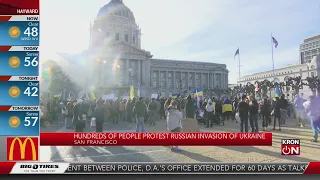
[238,46,241,85]
[271,33,275,76]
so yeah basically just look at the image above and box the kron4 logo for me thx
[281,139,300,155]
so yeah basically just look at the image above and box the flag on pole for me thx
[272,36,278,48]
[234,48,239,58]
[137,83,141,97]
[130,82,134,100]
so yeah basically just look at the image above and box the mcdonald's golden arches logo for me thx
[6,137,38,161]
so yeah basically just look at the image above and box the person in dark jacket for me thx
[133,97,147,132]
[279,94,288,126]
[273,97,281,131]
[94,98,105,132]
[238,95,249,132]
[66,102,74,129]
[261,98,271,131]
[73,99,85,132]
[183,95,200,132]
[249,96,259,132]
[148,98,158,126]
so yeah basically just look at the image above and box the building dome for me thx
[96,0,135,21]
[91,0,142,49]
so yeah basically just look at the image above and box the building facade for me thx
[86,0,228,96]
[239,55,320,99]
[300,34,320,64]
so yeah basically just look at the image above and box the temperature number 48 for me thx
[24,27,38,37]
[24,117,38,126]
[24,87,38,96]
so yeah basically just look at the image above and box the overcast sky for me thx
[41,0,320,83]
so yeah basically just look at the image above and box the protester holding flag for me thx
[222,97,233,121]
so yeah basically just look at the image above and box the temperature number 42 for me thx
[24,117,38,126]
[24,87,38,96]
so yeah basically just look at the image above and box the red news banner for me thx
[0,0,39,15]
[40,132,272,146]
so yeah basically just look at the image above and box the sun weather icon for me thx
[9,86,20,98]
[9,56,20,68]
[9,116,20,128]
[9,27,20,38]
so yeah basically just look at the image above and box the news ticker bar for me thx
[39,132,272,146]
[1,162,319,174]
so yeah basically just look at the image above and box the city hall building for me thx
[84,0,228,96]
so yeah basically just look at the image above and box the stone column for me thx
[166,71,168,89]
[212,73,215,88]
[173,71,176,90]
[157,70,160,89]
[207,73,210,88]
[126,59,129,85]
[137,60,141,85]
[192,72,196,88]
[225,73,228,88]
[200,73,202,88]
[187,72,189,89]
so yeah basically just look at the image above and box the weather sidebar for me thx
[0,0,40,161]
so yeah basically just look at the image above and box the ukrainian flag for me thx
[130,82,134,100]
[195,88,203,97]
[222,98,233,113]
[172,93,178,99]
[273,87,281,101]
[137,83,141,97]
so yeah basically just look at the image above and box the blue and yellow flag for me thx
[130,82,134,100]
[172,93,179,99]
[272,87,281,101]
[54,91,62,98]
[195,88,203,97]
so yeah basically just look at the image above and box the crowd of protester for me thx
[43,92,319,145]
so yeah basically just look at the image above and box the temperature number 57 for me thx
[24,117,38,126]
